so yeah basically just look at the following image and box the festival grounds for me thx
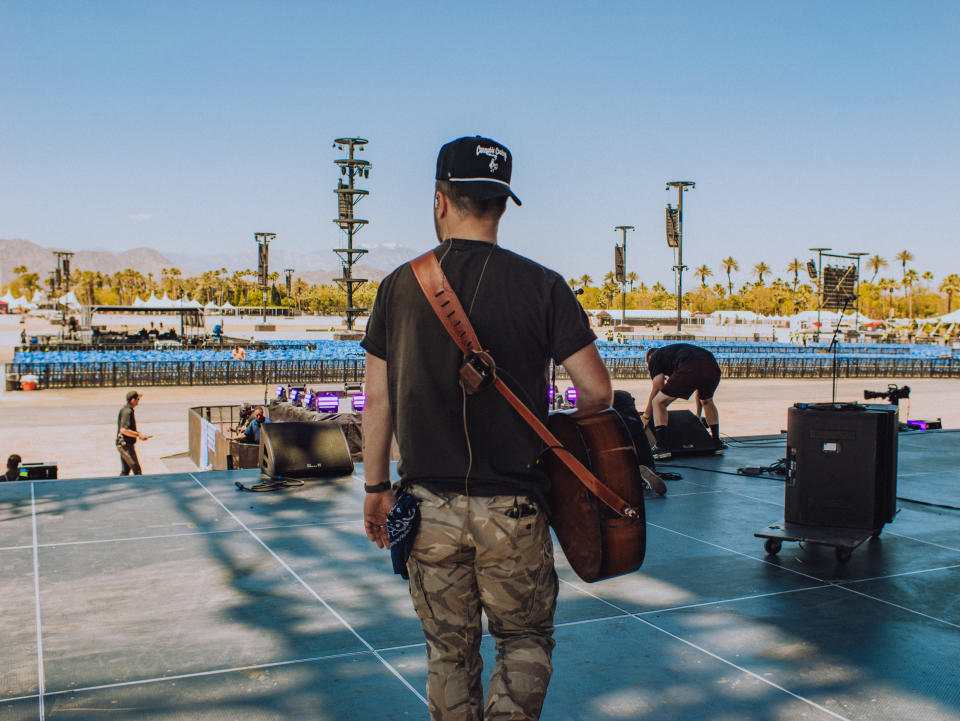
[1,377,956,480]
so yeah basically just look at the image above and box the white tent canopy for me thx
[711,310,760,322]
[8,295,37,311]
[58,290,82,310]
[132,295,147,307]
[935,309,960,323]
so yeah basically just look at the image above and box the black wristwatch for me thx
[363,481,392,493]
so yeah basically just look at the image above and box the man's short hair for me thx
[436,180,507,221]
[7,454,21,470]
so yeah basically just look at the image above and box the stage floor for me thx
[2,431,959,720]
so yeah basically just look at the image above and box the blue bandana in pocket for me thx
[386,491,421,579]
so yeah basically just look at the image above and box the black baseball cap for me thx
[436,136,521,206]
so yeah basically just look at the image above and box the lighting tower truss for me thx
[332,137,371,330]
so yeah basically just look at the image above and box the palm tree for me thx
[752,262,770,286]
[895,250,914,278]
[877,278,897,317]
[578,274,593,288]
[902,269,919,318]
[694,265,712,288]
[786,259,803,292]
[940,274,960,314]
[651,282,667,295]
[721,256,738,295]
[626,271,638,293]
[786,259,803,312]
[867,254,887,282]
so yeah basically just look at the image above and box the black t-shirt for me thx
[118,404,137,444]
[647,343,718,377]
[362,238,596,502]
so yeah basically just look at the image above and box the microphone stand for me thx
[552,287,584,411]
[828,296,853,403]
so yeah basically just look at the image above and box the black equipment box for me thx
[19,462,58,480]
[785,403,898,530]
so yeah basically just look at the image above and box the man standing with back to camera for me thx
[361,135,612,720]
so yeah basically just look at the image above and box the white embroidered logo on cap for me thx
[476,145,507,174]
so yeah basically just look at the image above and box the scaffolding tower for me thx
[332,137,371,330]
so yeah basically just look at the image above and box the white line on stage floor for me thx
[188,472,429,708]
[30,483,46,721]
[559,577,855,721]
[647,520,960,629]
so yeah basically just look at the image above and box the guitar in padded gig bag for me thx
[409,250,646,582]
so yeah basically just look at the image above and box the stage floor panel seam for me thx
[557,579,856,721]
[0,649,376,704]
[885,529,960,553]
[23,518,360,550]
[29,483,46,721]
[188,473,430,709]
[648,519,960,630]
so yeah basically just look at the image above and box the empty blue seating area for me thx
[9,339,960,388]
[595,340,960,379]
[13,339,367,365]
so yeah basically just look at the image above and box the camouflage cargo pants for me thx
[406,485,559,721]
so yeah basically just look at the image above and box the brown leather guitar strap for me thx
[409,250,638,519]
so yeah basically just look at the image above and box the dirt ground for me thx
[1,376,953,480]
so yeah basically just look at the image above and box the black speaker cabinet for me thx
[644,410,717,455]
[785,403,898,530]
[259,422,354,478]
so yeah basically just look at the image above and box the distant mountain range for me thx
[0,238,419,286]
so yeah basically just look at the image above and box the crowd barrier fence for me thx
[7,354,960,389]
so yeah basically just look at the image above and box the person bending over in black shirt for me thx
[643,343,722,453]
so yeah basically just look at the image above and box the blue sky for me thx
[1,1,958,287]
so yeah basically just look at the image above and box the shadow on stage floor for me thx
[1,430,959,720]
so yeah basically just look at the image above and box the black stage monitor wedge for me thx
[260,422,354,479]
[785,403,898,530]
[644,410,718,456]
[19,462,58,480]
